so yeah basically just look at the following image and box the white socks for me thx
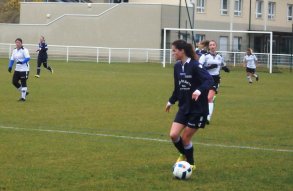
[247,76,252,83]
[21,87,27,99]
[208,102,214,121]
[184,142,193,150]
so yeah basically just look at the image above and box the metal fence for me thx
[0,43,292,70]
[21,0,92,2]
[0,43,165,63]
[21,1,122,3]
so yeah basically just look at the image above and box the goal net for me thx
[163,28,273,73]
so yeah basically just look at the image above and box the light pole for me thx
[178,0,182,39]
[290,24,293,72]
[191,0,195,29]
[248,0,252,48]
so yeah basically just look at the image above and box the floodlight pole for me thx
[178,0,182,39]
[248,0,252,48]
[163,28,167,68]
[184,0,196,46]
[191,0,195,29]
[290,24,293,72]
[269,31,273,74]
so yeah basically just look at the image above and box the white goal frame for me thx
[163,28,273,73]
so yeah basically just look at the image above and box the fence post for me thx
[9,44,12,58]
[128,48,131,63]
[66,46,69,62]
[96,48,99,63]
[267,53,269,69]
[146,49,149,63]
[108,48,111,64]
[233,52,236,67]
[169,49,172,64]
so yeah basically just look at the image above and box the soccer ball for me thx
[172,161,192,180]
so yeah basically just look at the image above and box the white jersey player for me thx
[8,38,31,101]
[243,48,259,84]
[198,40,230,124]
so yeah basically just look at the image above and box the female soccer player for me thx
[35,36,53,78]
[8,38,30,101]
[243,48,259,84]
[195,40,209,57]
[199,40,230,124]
[165,39,213,170]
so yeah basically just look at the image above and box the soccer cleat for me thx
[256,76,259,81]
[190,165,196,171]
[176,154,186,163]
[51,69,54,74]
[206,120,210,125]
[35,75,40,78]
[18,98,26,102]
[26,92,29,96]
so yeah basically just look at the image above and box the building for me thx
[188,0,293,54]
[0,0,292,54]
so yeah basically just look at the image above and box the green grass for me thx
[0,59,292,191]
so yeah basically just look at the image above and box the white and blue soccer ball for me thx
[172,161,192,180]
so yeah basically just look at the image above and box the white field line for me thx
[0,125,292,153]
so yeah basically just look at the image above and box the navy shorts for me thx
[174,111,207,129]
[246,67,256,74]
[211,75,220,93]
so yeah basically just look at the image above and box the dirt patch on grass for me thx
[0,0,20,23]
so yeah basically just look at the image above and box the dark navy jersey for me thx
[195,48,207,57]
[169,58,214,115]
[38,42,48,59]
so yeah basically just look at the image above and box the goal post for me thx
[163,28,273,74]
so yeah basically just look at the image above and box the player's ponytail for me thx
[247,48,253,55]
[186,43,198,61]
[201,40,210,49]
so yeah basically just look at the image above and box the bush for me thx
[0,0,20,23]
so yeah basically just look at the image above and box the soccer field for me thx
[0,59,292,191]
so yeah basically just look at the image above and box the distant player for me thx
[166,39,213,171]
[199,40,230,124]
[243,48,259,84]
[8,38,30,101]
[195,40,209,58]
[35,36,53,78]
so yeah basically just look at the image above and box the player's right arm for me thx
[166,64,179,112]
[8,51,15,73]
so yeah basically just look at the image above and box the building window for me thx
[195,34,205,43]
[256,0,263,19]
[221,0,229,15]
[219,36,228,51]
[234,0,242,16]
[288,4,293,21]
[268,2,276,20]
[196,0,205,13]
[233,37,242,51]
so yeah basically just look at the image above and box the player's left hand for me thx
[192,90,201,101]
[165,102,172,112]
[8,67,12,73]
